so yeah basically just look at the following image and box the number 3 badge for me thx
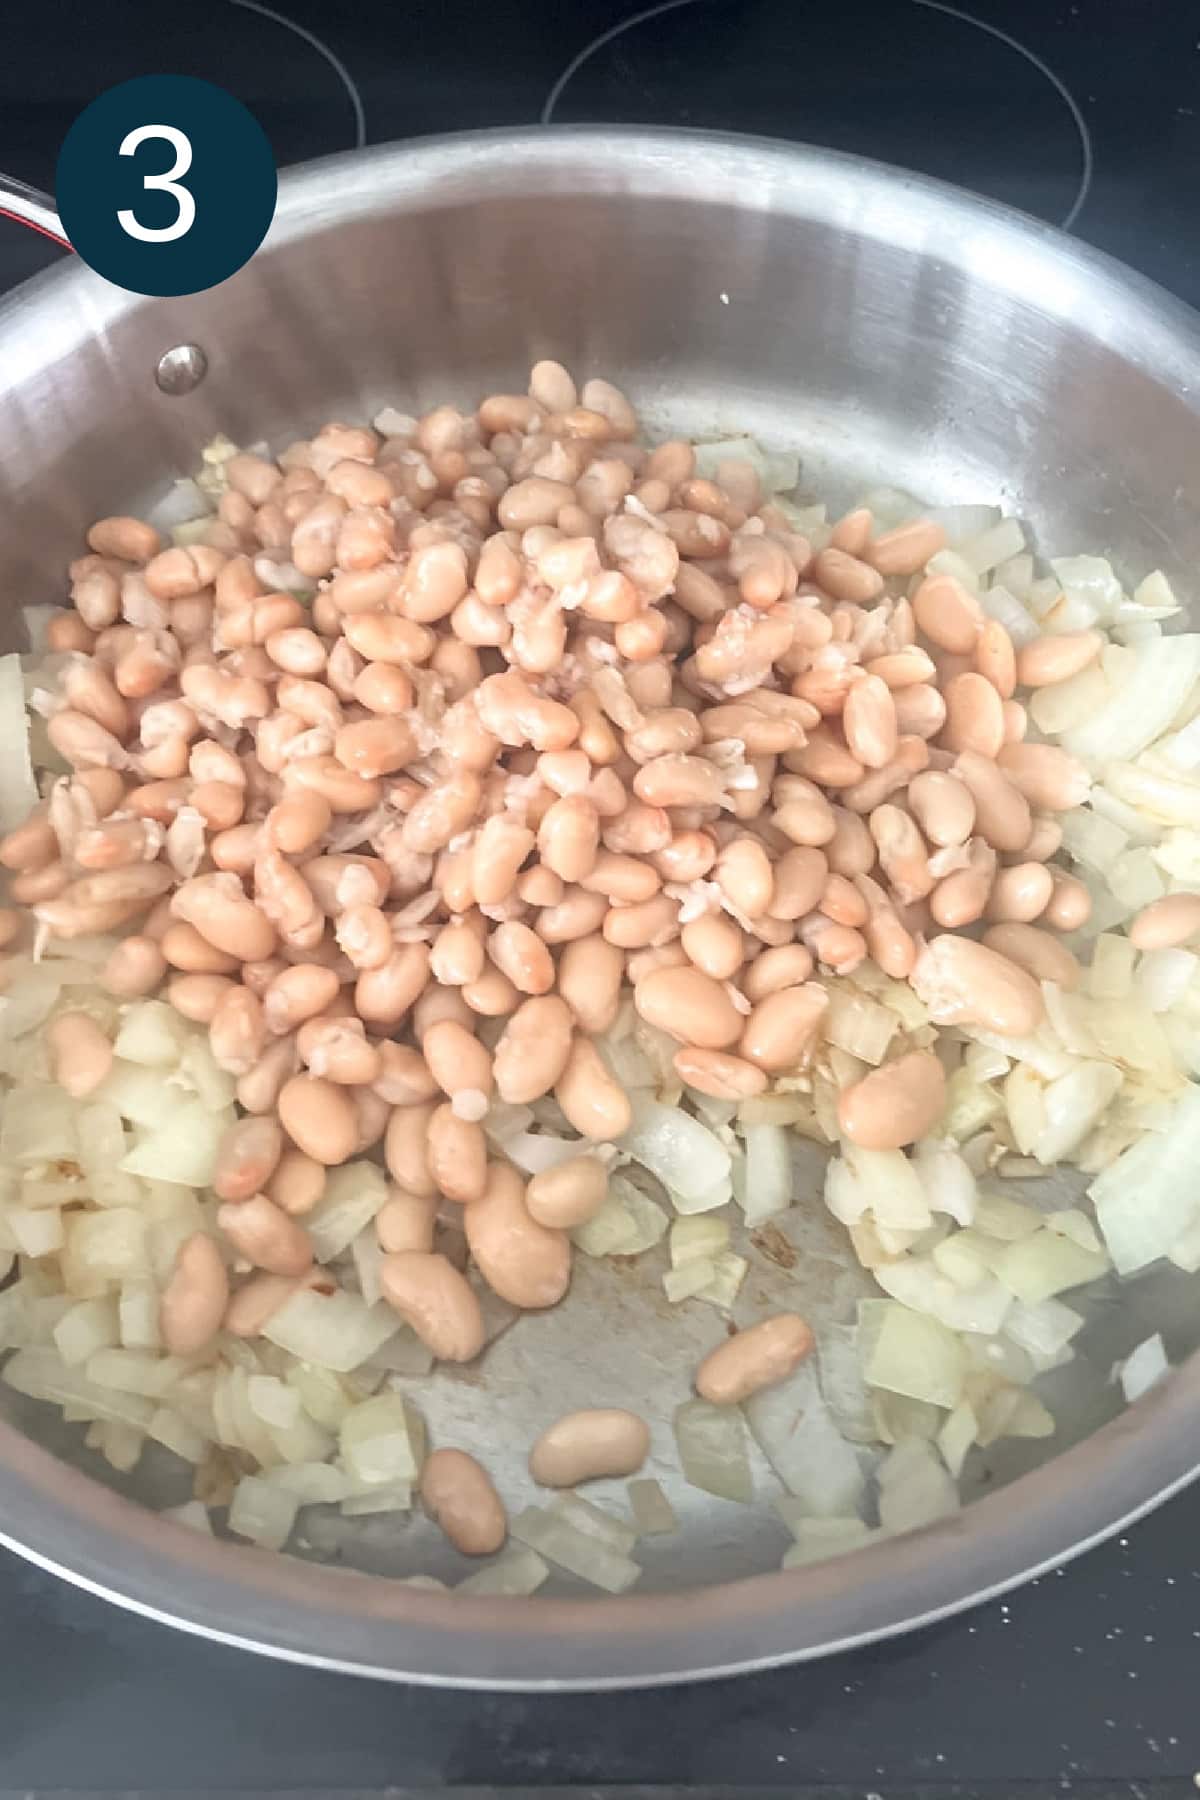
[57,75,277,297]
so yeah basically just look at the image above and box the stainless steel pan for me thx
[2,127,1199,1689]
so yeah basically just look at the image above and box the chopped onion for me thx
[340,1483,412,1516]
[670,1214,730,1266]
[735,1122,792,1226]
[663,1260,715,1303]
[673,1398,753,1503]
[957,517,1025,576]
[262,1289,399,1372]
[511,1505,640,1593]
[743,1361,865,1516]
[781,1515,879,1567]
[876,1255,1012,1336]
[52,1296,119,1367]
[1030,1062,1122,1165]
[571,1176,668,1258]
[860,1299,966,1409]
[1063,636,1200,767]
[456,1546,549,1596]
[627,1477,677,1536]
[816,1324,877,1444]
[121,1099,230,1188]
[338,1394,419,1486]
[264,1461,351,1504]
[0,652,37,832]
[113,1001,189,1068]
[991,1229,1109,1303]
[305,1162,388,1264]
[549,1491,638,1556]
[1002,1296,1084,1365]
[823,988,898,1065]
[1117,1332,1169,1403]
[912,1139,977,1226]
[876,1439,959,1534]
[1091,1085,1200,1272]
[825,1143,929,1231]
[692,1250,748,1311]
[937,1400,977,1478]
[228,1474,299,1551]
[148,1404,209,1464]
[619,1099,732,1205]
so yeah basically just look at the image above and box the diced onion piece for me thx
[7,1205,64,1257]
[1002,1296,1084,1366]
[511,1506,640,1594]
[823,988,898,1065]
[743,1361,865,1516]
[228,1474,299,1550]
[667,1172,733,1215]
[957,516,1025,576]
[860,1299,966,1409]
[876,1439,960,1534]
[692,1249,748,1310]
[52,1296,120,1366]
[262,1289,399,1372]
[912,1139,977,1226]
[340,1483,412,1516]
[937,1400,977,1478]
[339,1393,419,1486]
[974,1193,1042,1240]
[305,1161,388,1264]
[875,1255,1012,1336]
[781,1516,879,1567]
[65,1207,149,1284]
[121,1099,230,1188]
[1137,947,1198,1014]
[627,1477,677,1536]
[1117,1332,1169,1404]
[1,1083,79,1164]
[663,1260,715,1303]
[1091,1086,1200,1273]
[673,1398,753,1503]
[3,1347,155,1428]
[815,1325,877,1444]
[619,1099,731,1205]
[825,1144,923,1230]
[118,1279,161,1351]
[571,1176,668,1258]
[0,652,37,832]
[549,1491,638,1556]
[1030,1062,1122,1166]
[112,1001,189,1068]
[148,1404,209,1464]
[670,1214,730,1267]
[991,1229,1109,1303]
[264,1461,352,1504]
[736,1123,792,1226]
[247,1373,300,1431]
[1088,933,1136,1000]
[456,1547,549,1596]
[1063,636,1200,768]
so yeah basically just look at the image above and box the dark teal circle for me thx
[56,75,277,298]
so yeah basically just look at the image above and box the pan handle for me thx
[0,173,70,250]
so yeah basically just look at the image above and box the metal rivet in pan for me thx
[155,344,208,396]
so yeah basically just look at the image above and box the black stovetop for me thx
[2,2,1200,1795]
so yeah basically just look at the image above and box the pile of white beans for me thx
[5,363,1178,1555]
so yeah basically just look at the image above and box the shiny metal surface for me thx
[1,128,1200,1688]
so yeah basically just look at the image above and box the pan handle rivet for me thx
[155,343,207,395]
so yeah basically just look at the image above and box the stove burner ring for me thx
[542,0,1093,232]
[229,0,367,151]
